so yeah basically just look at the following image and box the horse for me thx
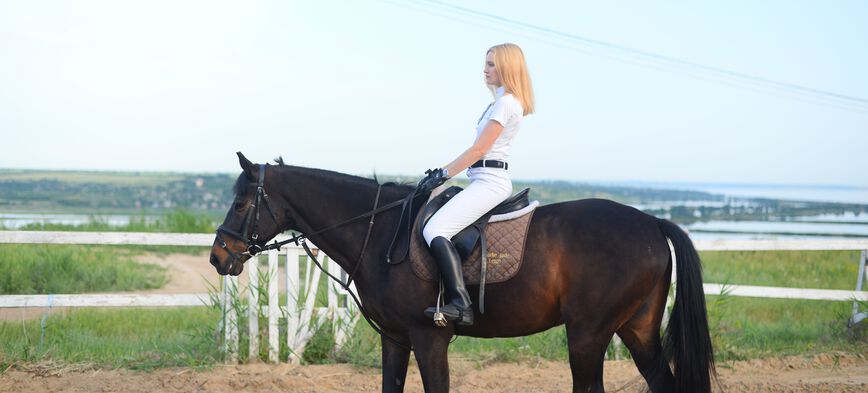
[209,152,716,393]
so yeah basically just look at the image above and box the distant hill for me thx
[0,169,235,214]
[1,169,865,224]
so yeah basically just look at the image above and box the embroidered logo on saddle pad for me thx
[410,205,536,284]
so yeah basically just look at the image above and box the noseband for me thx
[215,163,279,273]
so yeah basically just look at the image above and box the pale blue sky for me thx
[2,0,867,186]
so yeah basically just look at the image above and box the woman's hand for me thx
[419,168,448,193]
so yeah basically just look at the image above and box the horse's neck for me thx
[276,166,403,275]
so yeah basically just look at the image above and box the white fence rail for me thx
[1,231,866,362]
[0,293,208,307]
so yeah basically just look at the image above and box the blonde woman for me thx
[418,43,535,326]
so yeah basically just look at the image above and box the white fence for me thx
[219,244,358,364]
[1,231,866,362]
[0,231,355,364]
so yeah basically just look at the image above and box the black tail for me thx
[657,218,716,393]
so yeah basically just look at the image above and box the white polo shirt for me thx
[475,86,524,161]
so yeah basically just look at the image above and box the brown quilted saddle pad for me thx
[410,209,535,284]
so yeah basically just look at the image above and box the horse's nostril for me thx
[210,255,219,268]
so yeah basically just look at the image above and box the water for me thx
[689,185,868,205]
[618,182,868,240]
[615,181,868,205]
[792,212,868,223]
[0,212,157,229]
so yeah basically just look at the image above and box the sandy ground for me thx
[3,253,868,392]
[1,354,867,392]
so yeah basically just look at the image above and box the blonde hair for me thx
[487,43,535,115]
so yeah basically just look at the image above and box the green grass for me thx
[707,295,867,360]
[2,295,863,370]
[0,308,222,370]
[0,244,167,294]
[1,249,866,370]
[700,250,861,290]
[0,208,236,294]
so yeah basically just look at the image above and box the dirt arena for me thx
[3,252,867,392]
[2,353,867,392]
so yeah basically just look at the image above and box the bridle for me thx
[213,164,428,350]
[215,164,280,275]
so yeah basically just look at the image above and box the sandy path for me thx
[2,354,867,392]
[134,251,222,294]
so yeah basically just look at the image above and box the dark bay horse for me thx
[209,153,716,393]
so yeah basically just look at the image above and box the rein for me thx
[269,184,424,351]
[216,165,427,351]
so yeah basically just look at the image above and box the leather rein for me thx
[215,164,425,350]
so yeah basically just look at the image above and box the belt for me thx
[470,160,508,170]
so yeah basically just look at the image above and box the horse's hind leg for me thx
[616,270,675,393]
[381,335,411,393]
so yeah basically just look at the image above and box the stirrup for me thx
[433,311,447,327]
[432,283,448,327]
[424,304,473,326]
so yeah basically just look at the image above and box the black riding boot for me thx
[424,236,473,326]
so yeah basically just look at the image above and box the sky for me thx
[1,0,867,187]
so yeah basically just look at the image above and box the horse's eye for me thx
[233,201,246,212]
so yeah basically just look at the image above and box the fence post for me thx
[248,258,259,362]
[663,237,677,328]
[328,258,339,319]
[285,247,300,363]
[329,258,357,349]
[285,246,323,364]
[222,275,239,363]
[267,249,280,363]
[850,250,867,327]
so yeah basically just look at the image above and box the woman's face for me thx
[484,51,501,86]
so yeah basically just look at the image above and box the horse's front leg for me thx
[381,334,411,393]
[410,327,453,393]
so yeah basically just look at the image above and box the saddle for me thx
[410,186,538,313]
[417,186,531,259]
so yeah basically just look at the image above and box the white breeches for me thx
[422,168,513,246]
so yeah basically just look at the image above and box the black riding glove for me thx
[419,168,448,193]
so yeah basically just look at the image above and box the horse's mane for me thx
[372,172,416,191]
[231,160,414,196]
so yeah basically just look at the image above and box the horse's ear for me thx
[237,152,256,181]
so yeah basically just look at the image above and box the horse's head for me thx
[209,152,285,276]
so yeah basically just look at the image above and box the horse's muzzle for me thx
[210,250,247,276]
